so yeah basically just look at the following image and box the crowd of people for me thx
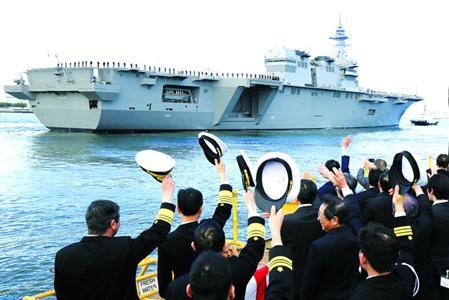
[53,137,449,300]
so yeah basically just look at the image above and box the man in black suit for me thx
[301,170,359,300]
[281,178,324,300]
[435,153,449,178]
[54,176,176,300]
[362,170,394,228]
[356,158,387,190]
[165,189,265,300]
[408,184,434,300]
[355,168,382,212]
[349,186,419,299]
[157,160,233,298]
[428,174,449,300]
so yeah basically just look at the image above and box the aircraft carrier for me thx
[4,21,422,132]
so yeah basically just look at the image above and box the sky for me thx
[1,0,448,115]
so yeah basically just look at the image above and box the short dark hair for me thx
[436,154,449,169]
[297,179,317,204]
[344,173,358,192]
[193,220,225,253]
[325,159,340,172]
[374,159,387,170]
[359,223,398,273]
[368,168,384,187]
[189,251,232,300]
[321,197,349,225]
[379,170,391,193]
[85,200,120,235]
[428,174,449,199]
[178,188,203,216]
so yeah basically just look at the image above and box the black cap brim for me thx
[236,152,255,191]
[198,132,227,165]
[254,158,293,212]
[389,151,420,195]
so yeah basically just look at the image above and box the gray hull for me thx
[5,68,419,132]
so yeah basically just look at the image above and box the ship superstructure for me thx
[4,21,422,132]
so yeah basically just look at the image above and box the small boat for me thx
[410,119,439,126]
[410,104,439,126]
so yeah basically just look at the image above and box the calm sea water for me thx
[0,112,448,297]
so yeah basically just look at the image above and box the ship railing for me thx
[23,189,246,299]
[54,61,281,81]
[359,87,421,99]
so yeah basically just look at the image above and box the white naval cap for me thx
[135,149,176,182]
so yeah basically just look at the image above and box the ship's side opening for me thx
[228,85,272,119]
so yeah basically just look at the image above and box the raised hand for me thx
[341,135,353,150]
[363,157,377,170]
[268,205,284,246]
[319,164,332,180]
[392,185,405,214]
[411,183,424,196]
[244,189,257,216]
[161,175,175,202]
[329,167,348,189]
[215,159,227,183]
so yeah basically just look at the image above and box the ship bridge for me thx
[264,17,360,91]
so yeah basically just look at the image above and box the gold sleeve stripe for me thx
[155,208,174,225]
[395,232,413,237]
[394,229,413,234]
[218,190,233,205]
[268,256,293,271]
[248,223,265,239]
[218,197,233,205]
[394,226,412,231]
[248,230,265,238]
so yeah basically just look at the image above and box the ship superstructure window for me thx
[298,61,308,68]
[367,109,376,115]
[162,85,199,104]
[326,66,335,72]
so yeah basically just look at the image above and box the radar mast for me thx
[330,14,350,68]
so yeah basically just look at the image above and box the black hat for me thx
[253,152,300,212]
[389,150,427,195]
[135,149,176,182]
[236,150,255,191]
[198,132,228,165]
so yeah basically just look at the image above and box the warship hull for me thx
[4,67,419,132]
